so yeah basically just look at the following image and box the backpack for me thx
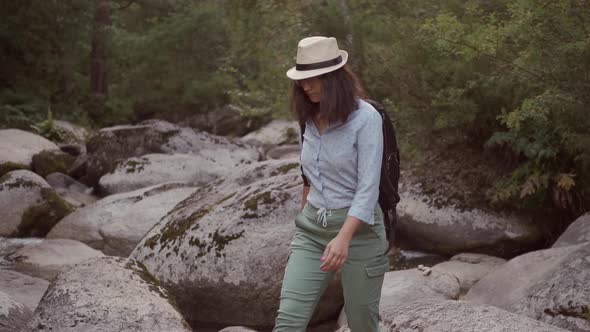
[299,99,401,253]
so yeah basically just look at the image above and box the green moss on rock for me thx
[271,163,299,176]
[0,162,29,178]
[122,158,149,174]
[18,188,74,237]
[31,150,75,177]
[145,205,213,251]
[243,191,274,211]
[126,259,169,300]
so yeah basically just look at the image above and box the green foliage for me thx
[30,108,65,142]
[2,0,590,216]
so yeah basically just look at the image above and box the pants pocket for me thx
[365,259,389,278]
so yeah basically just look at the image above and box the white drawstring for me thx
[316,207,331,227]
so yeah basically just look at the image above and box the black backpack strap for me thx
[299,122,310,187]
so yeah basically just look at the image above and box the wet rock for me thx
[396,182,544,257]
[0,290,32,332]
[465,243,590,331]
[24,256,191,332]
[8,238,104,281]
[0,269,49,311]
[130,159,342,329]
[0,170,73,237]
[47,182,196,256]
[432,253,506,295]
[98,153,224,195]
[553,213,590,248]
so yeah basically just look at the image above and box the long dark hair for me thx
[290,65,366,127]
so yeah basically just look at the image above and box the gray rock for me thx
[24,256,191,332]
[130,159,342,329]
[45,172,97,208]
[267,144,301,160]
[336,299,570,332]
[52,120,89,144]
[217,327,258,332]
[0,170,72,237]
[98,153,223,195]
[8,238,104,281]
[465,243,590,331]
[553,213,590,248]
[47,182,196,256]
[396,182,543,257]
[0,269,49,312]
[241,120,299,146]
[86,119,260,187]
[0,129,59,168]
[432,253,506,295]
[338,267,461,329]
[0,290,32,332]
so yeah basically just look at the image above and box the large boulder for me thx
[241,120,299,147]
[47,182,196,256]
[432,253,506,295]
[86,120,260,188]
[553,213,590,248]
[31,149,75,177]
[465,242,590,331]
[52,120,90,144]
[24,256,192,332]
[45,172,97,208]
[7,238,104,281]
[337,299,570,332]
[0,129,59,176]
[0,170,73,237]
[0,269,49,312]
[98,153,223,195]
[130,159,342,329]
[338,267,461,328]
[396,182,544,257]
[0,290,32,332]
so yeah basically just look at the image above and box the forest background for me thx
[2,0,589,230]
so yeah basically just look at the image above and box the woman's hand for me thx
[320,215,363,272]
[320,235,350,272]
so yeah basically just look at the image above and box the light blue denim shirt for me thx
[300,99,383,225]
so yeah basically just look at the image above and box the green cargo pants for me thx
[273,203,389,332]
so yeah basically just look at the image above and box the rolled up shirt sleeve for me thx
[347,110,383,225]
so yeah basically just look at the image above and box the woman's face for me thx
[297,76,322,103]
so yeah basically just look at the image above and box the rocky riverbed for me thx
[0,119,588,332]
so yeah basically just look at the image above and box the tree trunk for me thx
[90,0,110,98]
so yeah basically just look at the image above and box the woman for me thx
[273,36,389,332]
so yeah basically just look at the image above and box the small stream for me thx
[0,237,43,269]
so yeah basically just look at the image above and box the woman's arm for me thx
[301,185,310,210]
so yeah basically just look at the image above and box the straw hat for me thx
[286,36,348,80]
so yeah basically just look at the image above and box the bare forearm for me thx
[301,185,310,210]
[338,216,363,241]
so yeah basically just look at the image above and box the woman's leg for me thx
[273,241,333,332]
[340,208,389,332]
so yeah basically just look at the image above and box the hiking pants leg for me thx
[342,207,389,332]
[273,215,334,332]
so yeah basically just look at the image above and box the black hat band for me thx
[295,55,342,71]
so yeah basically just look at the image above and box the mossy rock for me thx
[17,188,74,237]
[0,162,29,178]
[32,150,75,178]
